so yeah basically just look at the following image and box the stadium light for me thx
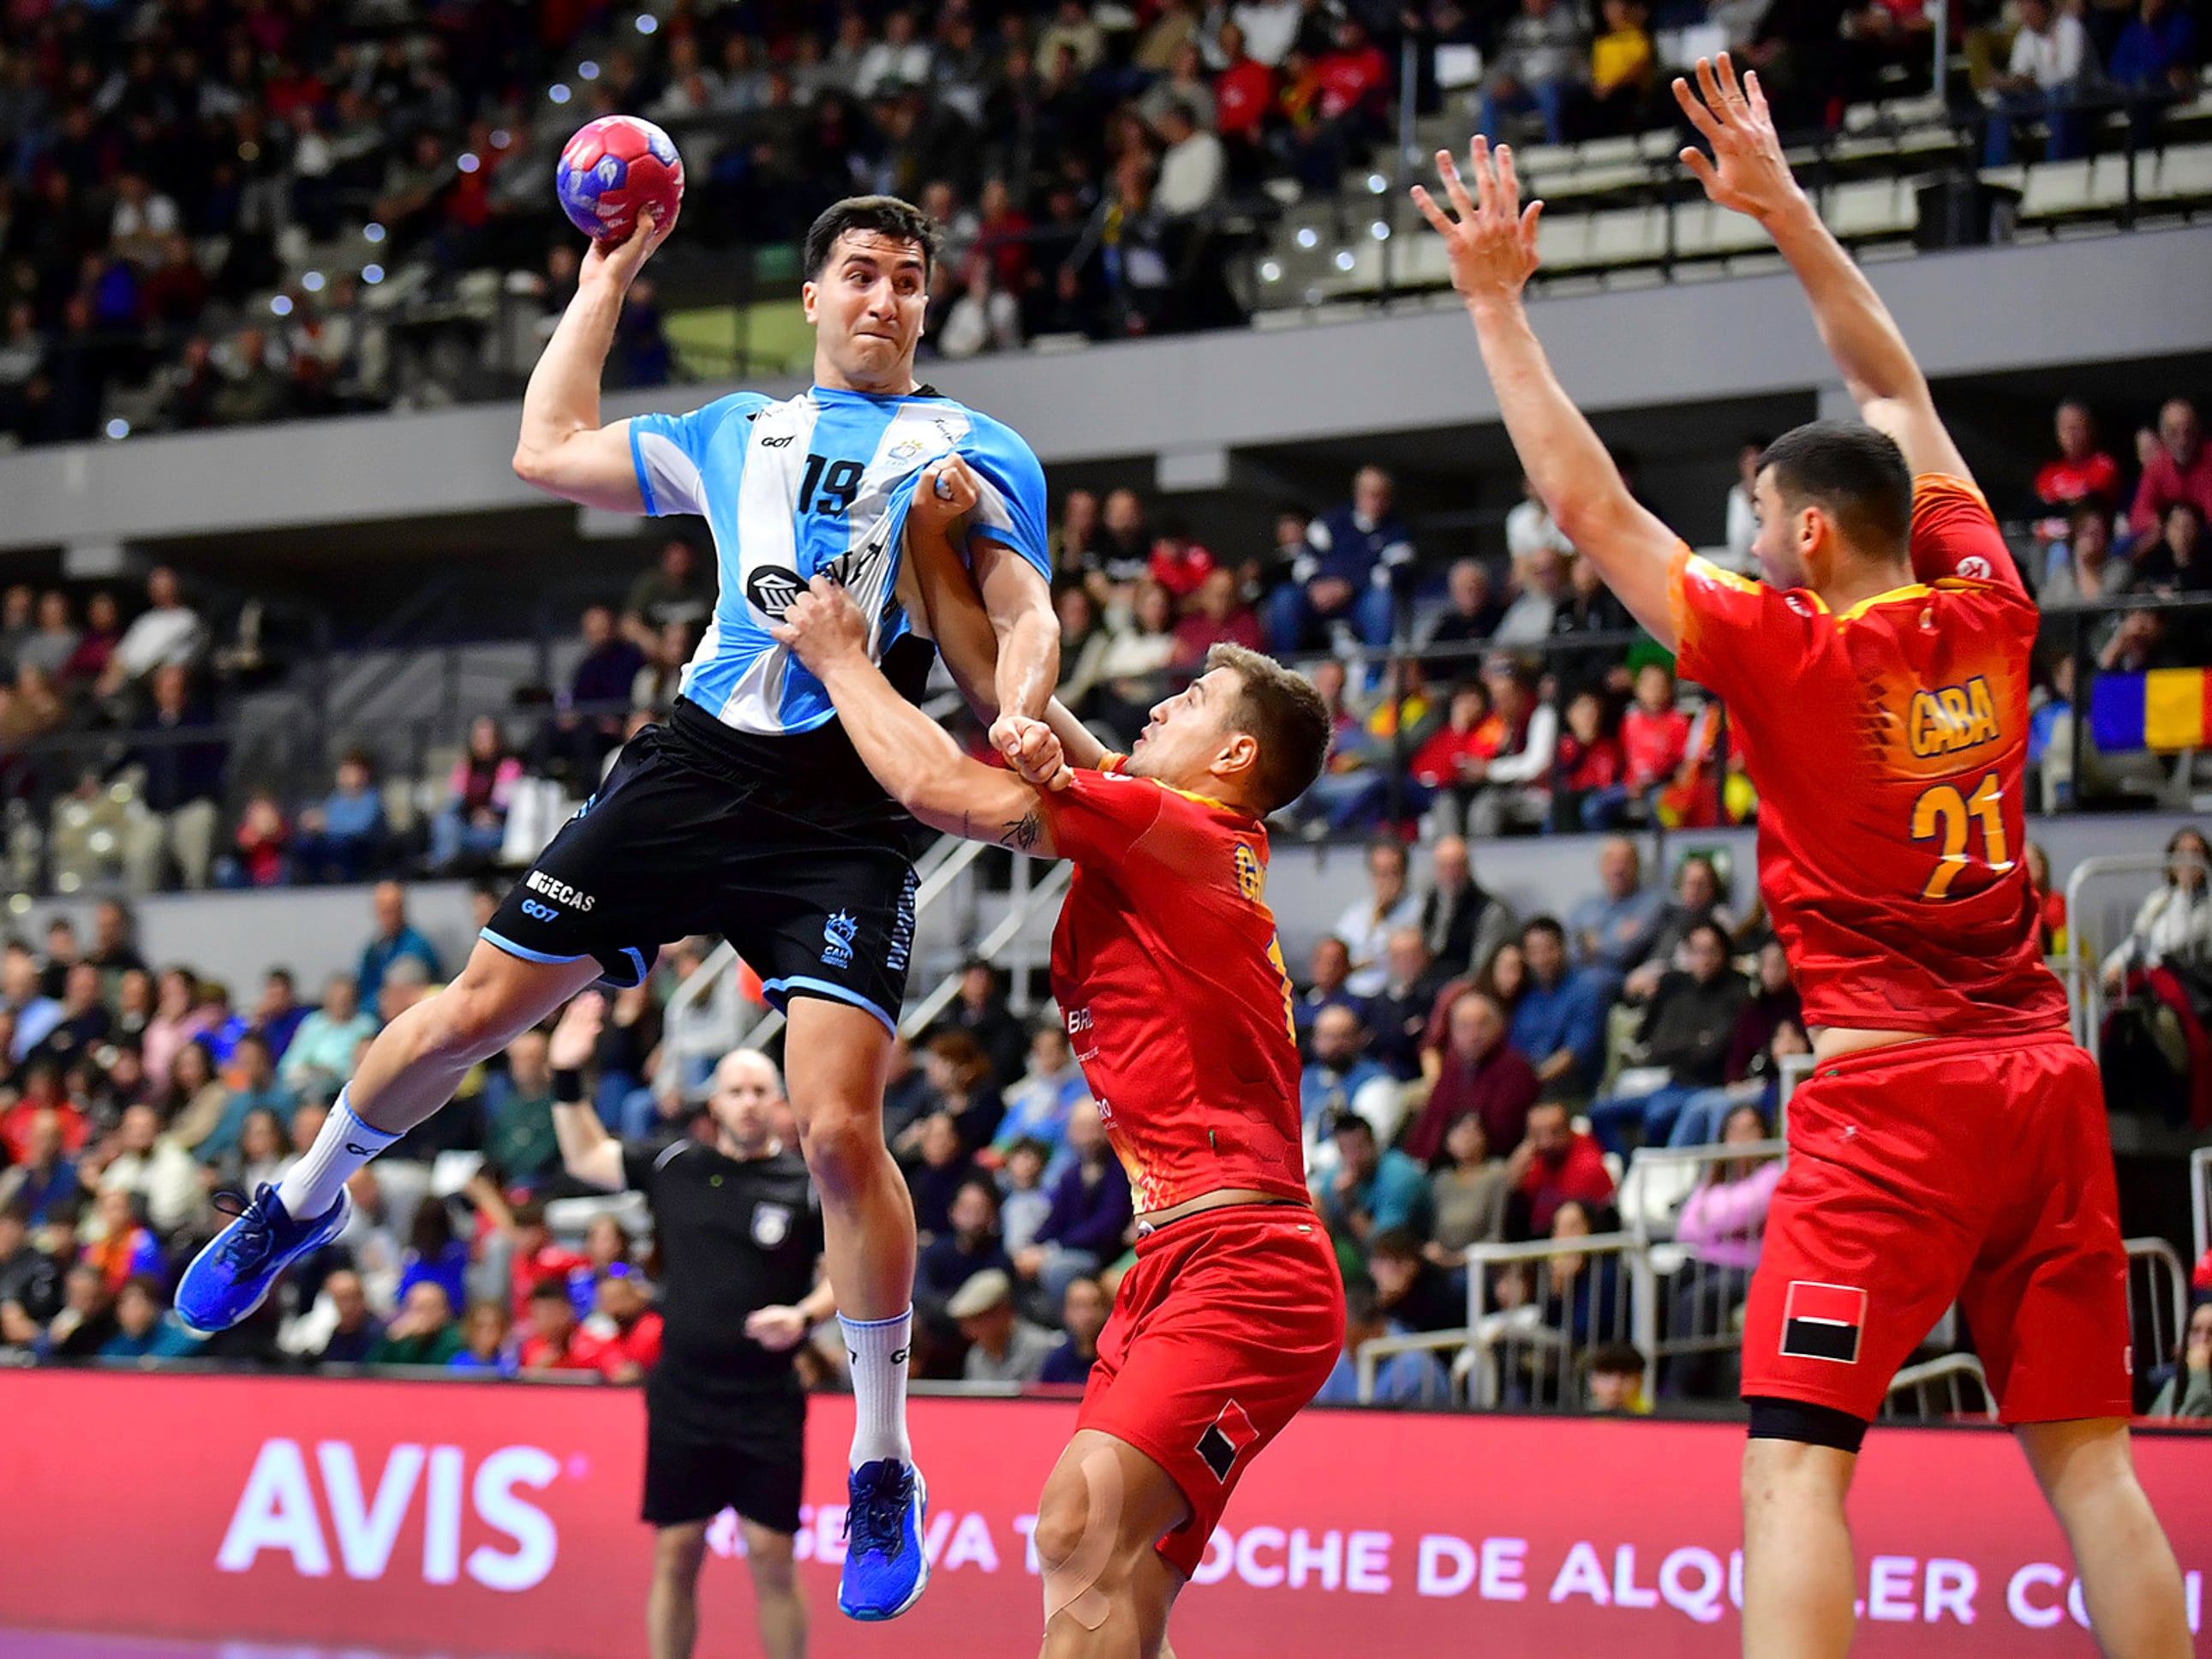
[1366,173,1388,194]
[1369,221,1390,241]
[270,295,294,316]
[363,222,386,243]
[578,60,601,80]
[104,419,129,440]
[458,152,481,173]
[362,264,385,284]
[302,271,326,292]
[1259,260,1282,282]
[1295,226,1318,249]
[1334,249,1355,271]
[549,83,572,104]
[637,13,658,32]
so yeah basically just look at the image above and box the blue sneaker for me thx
[176,1183,352,1335]
[838,1459,929,1620]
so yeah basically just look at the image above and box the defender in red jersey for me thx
[1414,57,2187,1659]
[770,561,1341,1659]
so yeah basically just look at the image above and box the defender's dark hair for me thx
[803,195,941,282]
[1758,419,1914,559]
[1205,644,1334,814]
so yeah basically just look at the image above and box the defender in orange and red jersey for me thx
[770,547,1341,1659]
[1413,52,2188,1659]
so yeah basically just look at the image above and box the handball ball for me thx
[557,115,685,245]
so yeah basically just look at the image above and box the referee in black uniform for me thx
[548,993,831,1659]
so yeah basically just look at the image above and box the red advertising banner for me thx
[0,1369,2206,1656]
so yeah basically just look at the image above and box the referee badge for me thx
[752,1203,793,1249]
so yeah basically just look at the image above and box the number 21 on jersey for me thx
[1910,771,2012,900]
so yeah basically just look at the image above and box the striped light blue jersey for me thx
[625,385,1050,737]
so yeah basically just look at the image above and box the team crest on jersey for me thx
[751,1202,792,1249]
[1234,842,1264,901]
[748,567,805,620]
[889,435,928,462]
[822,909,858,970]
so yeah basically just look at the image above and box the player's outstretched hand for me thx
[770,574,870,671]
[992,713,1073,793]
[745,1304,810,1351]
[1409,137,1542,308]
[1671,55,1803,225]
[549,991,604,1072]
[579,208,663,294]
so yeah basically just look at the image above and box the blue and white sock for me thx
[274,1087,398,1219]
[840,1309,915,1470]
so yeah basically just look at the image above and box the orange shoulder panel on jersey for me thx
[1666,544,1828,704]
[1910,473,2025,594]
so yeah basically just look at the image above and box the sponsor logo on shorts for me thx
[525,871,596,913]
[887,871,917,974]
[822,909,858,971]
[751,1202,792,1249]
[1779,1280,1867,1364]
[1197,1401,1258,1484]
[521,901,558,923]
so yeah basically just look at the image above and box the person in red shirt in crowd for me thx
[485,1193,592,1321]
[228,792,292,887]
[1583,662,1692,829]
[1553,688,1625,831]
[1408,679,1502,826]
[974,177,1033,296]
[1146,524,1217,601]
[2130,397,2212,552]
[1508,1099,1615,1237]
[1213,22,1275,169]
[519,1275,601,1372]
[82,1185,163,1295]
[569,1262,666,1382]
[2036,398,2123,516]
[1316,18,1390,123]
[1403,990,1539,1162]
[1169,568,1262,668]
[1,1081,88,1165]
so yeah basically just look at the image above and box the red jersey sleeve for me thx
[1910,473,2023,593]
[1039,765,1167,867]
[1667,545,1826,705]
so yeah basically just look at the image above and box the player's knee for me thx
[653,1525,708,1579]
[1032,1472,1097,1571]
[744,1534,798,1592]
[792,1096,882,1190]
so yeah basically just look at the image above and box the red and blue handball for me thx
[556,115,685,245]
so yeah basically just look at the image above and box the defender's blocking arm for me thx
[1414,141,1682,650]
[772,576,1061,858]
[1673,55,1971,484]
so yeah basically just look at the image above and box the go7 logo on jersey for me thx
[797,454,864,515]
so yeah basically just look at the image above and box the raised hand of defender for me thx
[1409,137,1543,307]
[991,713,1073,793]
[770,574,870,672]
[1672,54,1803,224]
[549,991,604,1072]
[580,208,664,295]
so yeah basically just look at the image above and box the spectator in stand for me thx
[1289,658,1394,836]
[571,1267,664,1383]
[39,1263,117,1362]
[1423,560,1509,668]
[990,1025,1090,1172]
[999,1140,1055,1256]
[1268,466,1412,654]
[1587,1343,1652,1414]
[1665,1105,1783,1398]
[946,960,1028,1087]
[1666,942,1807,1145]
[1510,918,1608,1102]
[63,591,121,692]
[451,1301,518,1377]
[1426,1111,1511,1256]
[1013,1101,1132,1310]
[1403,991,1541,1163]
[221,793,293,888]
[2036,400,2125,524]
[1494,545,1570,647]
[2135,501,2211,594]
[0,1202,63,1346]
[2101,826,2212,991]
[557,604,647,774]
[1335,839,1422,997]
[100,566,206,696]
[2041,505,2132,608]
[188,1033,296,1166]
[77,1186,158,1297]
[1587,0,1657,135]
[99,1274,199,1362]
[1507,1099,1616,1238]
[1170,567,1263,668]
[918,1172,1016,1311]
[1,943,60,1063]
[30,963,110,1073]
[1553,690,1626,832]
[905,1111,979,1243]
[1319,1111,1434,1260]
[1051,489,1104,583]
[1313,1276,1450,1404]
[624,539,714,657]
[16,592,77,681]
[93,1102,200,1237]
[1625,854,1736,998]
[1420,835,1516,985]
[1586,664,1693,829]
[518,1277,594,1373]
[431,716,523,873]
[1589,922,1750,1151]
[292,752,389,884]
[0,1109,82,1225]
[950,1267,1060,1384]
[371,1280,464,1367]
[1300,1003,1401,1147]
[2149,1301,2212,1419]
[1368,927,1444,1081]
[88,901,147,984]
[1983,0,2094,165]
[1039,1275,1108,1384]
[1154,105,1226,218]
[1549,551,1636,693]
[482,1028,561,1191]
[1461,658,1558,837]
[1408,680,1499,835]
[1087,581,1181,745]
[1295,936,1366,1043]
[939,257,1025,358]
[1723,439,1767,573]
[122,665,225,892]
[357,882,441,1008]
[1480,0,1588,145]
[1214,22,1276,177]
[2110,0,2200,137]
[1368,1226,1465,1333]
[281,975,377,1101]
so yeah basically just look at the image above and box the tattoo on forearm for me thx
[998,809,1043,853]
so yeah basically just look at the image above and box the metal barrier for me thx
[2060,853,2209,1050]
[1883,1355,1998,1423]
[2194,1147,2211,1267]
[2127,1236,2191,1384]
[1453,1232,1659,1411]
[1353,1328,1468,1407]
[1619,1141,1788,1398]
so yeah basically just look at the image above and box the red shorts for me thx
[1077,1202,1344,1578]
[1743,1029,2131,1425]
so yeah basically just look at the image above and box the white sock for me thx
[840,1309,914,1469]
[274,1090,398,1219]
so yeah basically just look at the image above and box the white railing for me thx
[2126,1236,2191,1379]
[1619,1141,1787,1397]
[2063,853,2208,1049]
[1884,1355,1997,1423]
[2191,1147,2211,1268]
[1453,1232,1658,1411]
[900,853,1073,1039]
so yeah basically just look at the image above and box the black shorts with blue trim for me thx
[482,697,925,1031]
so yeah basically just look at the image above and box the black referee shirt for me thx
[621,1139,824,1440]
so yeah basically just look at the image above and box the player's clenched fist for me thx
[991,713,1073,793]
[912,453,983,528]
[770,575,870,670]
[1410,138,1543,308]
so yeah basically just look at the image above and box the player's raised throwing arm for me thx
[1415,141,1681,650]
[1673,55,1971,484]
[772,576,1061,858]
[511,213,665,512]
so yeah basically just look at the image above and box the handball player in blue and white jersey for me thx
[176,195,1062,1623]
